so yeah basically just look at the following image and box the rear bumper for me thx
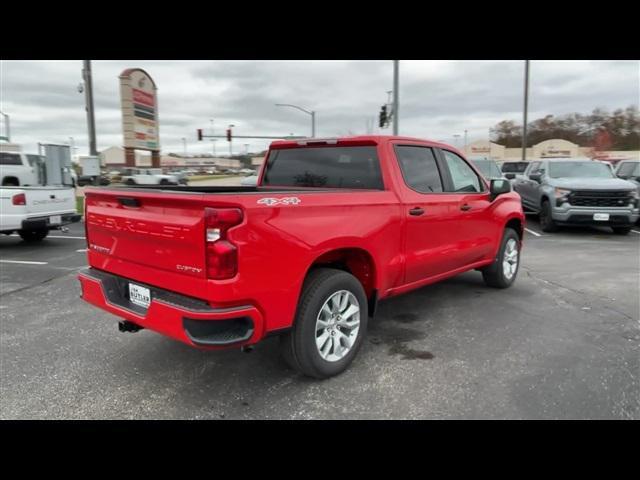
[22,213,81,230]
[78,268,264,348]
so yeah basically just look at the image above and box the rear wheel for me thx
[482,228,520,289]
[280,268,368,379]
[18,229,48,242]
[125,178,136,186]
[612,227,631,235]
[539,200,559,232]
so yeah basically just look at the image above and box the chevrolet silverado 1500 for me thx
[79,136,525,378]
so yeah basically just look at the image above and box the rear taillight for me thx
[12,193,26,206]
[205,207,243,280]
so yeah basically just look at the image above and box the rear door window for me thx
[394,145,443,193]
[263,146,383,189]
[0,153,22,165]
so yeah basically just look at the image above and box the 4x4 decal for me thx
[257,197,301,206]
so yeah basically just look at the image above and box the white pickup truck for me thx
[1,150,38,186]
[121,168,179,186]
[0,186,81,241]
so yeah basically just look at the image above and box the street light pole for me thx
[522,60,530,162]
[393,60,399,135]
[182,137,187,158]
[0,110,10,141]
[453,134,461,147]
[275,104,315,138]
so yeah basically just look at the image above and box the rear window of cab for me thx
[262,146,384,189]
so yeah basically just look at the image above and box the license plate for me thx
[49,215,62,225]
[593,213,610,221]
[129,283,151,309]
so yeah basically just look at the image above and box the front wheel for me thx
[539,200,559,232]
[19,229,49,242]
[280,268,368,379]
[482,227,521,289]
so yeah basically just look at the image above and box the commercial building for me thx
[99,146,241,169]
[463,139,640,163]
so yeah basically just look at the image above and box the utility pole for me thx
[210,119,215,157]
[0,111,10,141]
[182,137,187,158]
[82,60,98,156]
[522,60,530,161]
[393,60,399,135]
[464,129,468,152]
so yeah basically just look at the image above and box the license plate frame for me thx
[49,215,62,225]
[129,283,151,309]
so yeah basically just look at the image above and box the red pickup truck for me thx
[79,136,524,378]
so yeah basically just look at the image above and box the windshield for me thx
[548,161,614,179]
[472,160,502,178]
[501,162,528,173]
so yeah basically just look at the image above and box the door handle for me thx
[460,204,472,211]
[409,207,425,216]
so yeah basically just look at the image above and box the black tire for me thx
[160,179,170,185]
[612,227,631,235]
[18,229,49,242]
[482,227,521,289]
[539,199,559,232]
[125,178,136,186]
[279,268,368,379]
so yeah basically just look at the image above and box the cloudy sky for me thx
[1,60,638,156]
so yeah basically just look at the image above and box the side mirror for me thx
[490,178,511,200]
[529,172,542,183]
[504,172,516,180]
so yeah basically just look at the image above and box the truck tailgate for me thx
[24,187,76,216]
[85,189,209,280]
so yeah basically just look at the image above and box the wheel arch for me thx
[2,176,20,186]
[304,247,378,316]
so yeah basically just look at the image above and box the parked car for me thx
[120,168,179,186]
[77,175,111,186]
[80,136,524,378]
[0,151,38,186]
[513,158,639,234]
[500,161,529,180]
[468,157,504,180]
[240,175,258,186]
[1,185,81,241]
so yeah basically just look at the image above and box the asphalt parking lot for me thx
[1,219,638,419]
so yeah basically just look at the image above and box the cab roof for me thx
[269,135,459,151]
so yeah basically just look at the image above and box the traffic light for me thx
[197,128,203,141]
[226,128,232,142]
[379,105,387,128]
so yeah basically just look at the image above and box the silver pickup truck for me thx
[513,158,639,234]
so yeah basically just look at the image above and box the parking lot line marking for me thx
[525,228,542,237]
[0,259,49,265]
[9,234,86,240]
[631,230,640,234]
[76,249,88,252]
